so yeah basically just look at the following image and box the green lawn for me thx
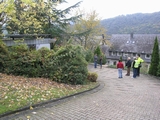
[0,73,98,115]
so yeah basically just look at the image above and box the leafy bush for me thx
[4,43,50,77]
[0,39,89,85]
[87,72,98,82]
[6,45,39,76]
[51,45,88,85]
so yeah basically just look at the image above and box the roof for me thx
[109,34,160,54]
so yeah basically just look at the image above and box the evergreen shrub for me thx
[148,37,159,76]
[51,45,88,85]
[0,40,9,72]
[0,40,89,85]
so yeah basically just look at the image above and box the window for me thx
[133,53,136,57]
[112,52,116,56]
[123,53,128,57]
[145,54,151,59]
[117,52,122,56]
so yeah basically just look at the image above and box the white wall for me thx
[36,44,50,50]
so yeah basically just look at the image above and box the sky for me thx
[58,0,160,19]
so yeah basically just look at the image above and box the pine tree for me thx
[94,45,106,64]
[148,37,159,76]
[119,56,122,61]
[94,46,102,57]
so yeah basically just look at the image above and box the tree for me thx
[148,37,159,76]
[94,46,102,57]
[119,56,122,61]
[94,45,106,64]
[71,10,107,50]
[0,0,82,38]
[0,0,16,37]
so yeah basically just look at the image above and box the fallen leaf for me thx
[30,106,33,110]
[27,116,30,119]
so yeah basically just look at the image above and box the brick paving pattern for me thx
[1,65,160,120]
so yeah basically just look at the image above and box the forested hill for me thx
[101,11,160,35]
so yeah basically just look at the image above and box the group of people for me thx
[117,54,144,78]
[94,53,144,79]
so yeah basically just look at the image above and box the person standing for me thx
[94,54,98,68]
[125,57,132,76]
[137,54,144,76]
[99,56,102,69]
[117,60,124,78]
[132,57,139,78]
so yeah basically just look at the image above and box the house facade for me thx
[101,34,160,68]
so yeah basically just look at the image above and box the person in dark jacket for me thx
[99,56,102,69]
[117,60,124,78]
[94,54,98,68]
[125,57,132,76]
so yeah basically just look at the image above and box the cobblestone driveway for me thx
[1,65,160,120]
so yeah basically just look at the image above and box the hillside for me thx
[101,11,160,35]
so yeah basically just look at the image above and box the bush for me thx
[87,72,98,82]
[51,45,88,85]
[0,39,89,85]
[3,43,50,77]
[0,40,9,72]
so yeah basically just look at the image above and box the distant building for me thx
[2,34,56,50]
[101,33,160,67]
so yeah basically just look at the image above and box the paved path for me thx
[1,65,160,120]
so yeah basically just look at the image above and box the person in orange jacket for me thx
[117,59,124,78]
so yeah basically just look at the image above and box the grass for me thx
[0,73,98,115]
